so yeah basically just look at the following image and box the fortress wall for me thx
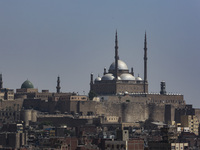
[0,99,24,110]
[80,101,148,122]
[79,101,98,115]
[147,104,165,122]
[46,101,57,113]
[70,101,78,114]
[147,94,185,106]
[95,101,122,117]
[121,102,148,122]
[23,99,41,110]
[58,100,70,113]
[77,99,181,123]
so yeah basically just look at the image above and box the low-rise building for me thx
[180,115,199,135]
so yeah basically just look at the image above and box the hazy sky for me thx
[0,1,200,107]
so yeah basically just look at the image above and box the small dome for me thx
[21,80,34,89]
[102,74,115,81]
[95,77,101,82]
[114,76,122,80]
[117,76,121,80]
[136,76,142,81]
[120,73,135,80]
[109,60,128,71]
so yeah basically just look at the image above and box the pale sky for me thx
[0,1,200,107]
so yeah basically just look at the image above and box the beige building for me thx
[70,95,88,101]
[171,143,188,150]
[0,88,14,100]
[180,115,199,135]
[148,142,188,150]
[104,116,119,123]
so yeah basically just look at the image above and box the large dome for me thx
[21,80,34,89]
[109,60,128,71]
[120,73,135,80]
[101,74,115,81]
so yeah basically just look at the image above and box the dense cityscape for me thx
[0,32,200,150]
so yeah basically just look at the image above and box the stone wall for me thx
[0,99,24,110]
[77,94,186,123]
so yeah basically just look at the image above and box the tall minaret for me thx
[0,74,2,89]
[90,73,93,88]
[143,32,148,93]
[115,31,119,80]
[56,76,61,93]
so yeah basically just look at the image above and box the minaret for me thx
[115,31,119,80]
[131,67,134,76]
[160,81,167,95]
[104,67,106,75]
[143,32,148,93]
[0,74,2,89]
[90,73,94,91]
[56,76,61,93]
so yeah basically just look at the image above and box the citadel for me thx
[0,32,199,149]
[0,32,197,123]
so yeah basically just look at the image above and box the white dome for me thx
[120,73,135,80]
[109,60,128,71]
[102,73,115,81]
[95,77,101,82]
[136,76,142,81]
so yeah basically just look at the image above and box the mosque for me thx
[90,31,148,95]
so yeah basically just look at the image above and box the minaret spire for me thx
[143,31,148,93]
[56,76,61,93]
[0,74,3,89]
[115,30,119,80]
